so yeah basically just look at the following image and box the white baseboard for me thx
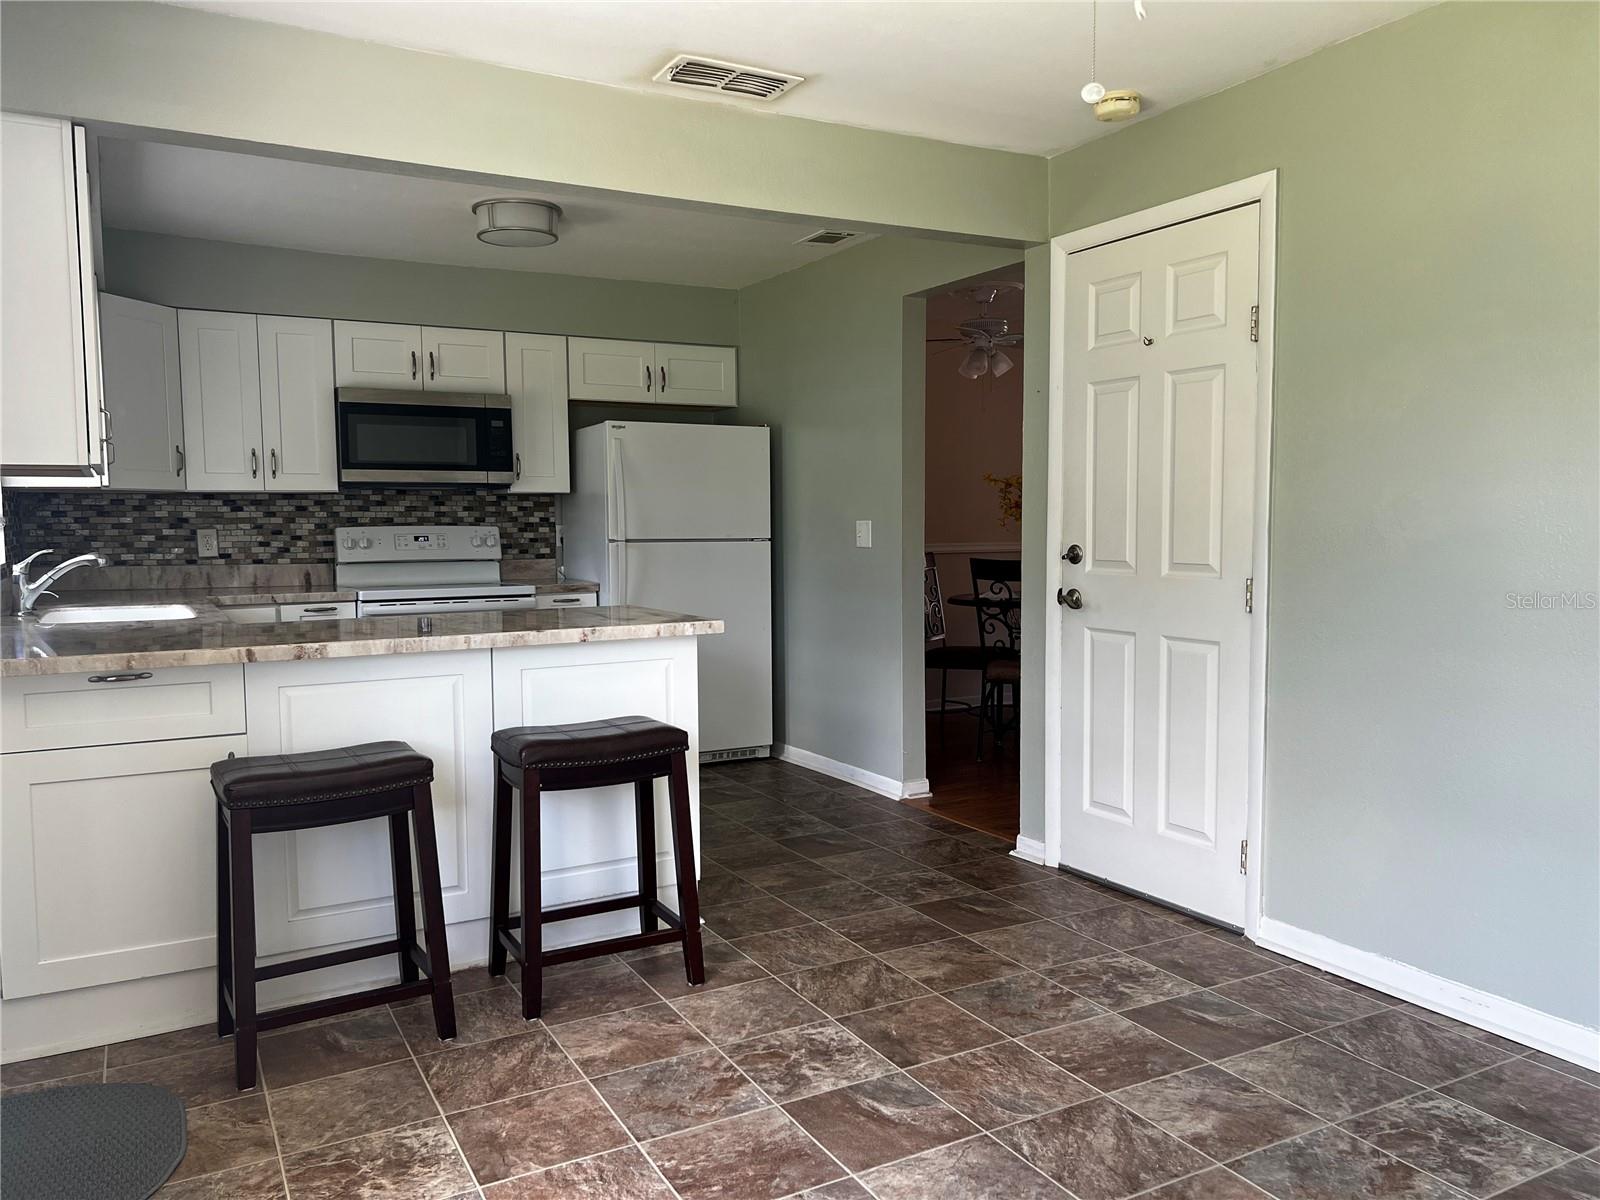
[1012,835,1047,864]
[1255,916,1600,1071]
[902,777,931,799]
[773,744,906,800]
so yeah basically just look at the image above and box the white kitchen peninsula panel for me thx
[243,650,494,956]
[491,637,701,911]
[1,735,246,997]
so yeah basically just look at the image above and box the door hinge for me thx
[1244,576,1254,614]
[1249,305,1259,343]
[1239,839,1249,874]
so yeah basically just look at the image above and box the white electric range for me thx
[335,524,543,616]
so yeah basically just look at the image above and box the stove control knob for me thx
[358,537,373,550]
[470,535,484,548]
[485,534,498,547]
[340,537,355,550]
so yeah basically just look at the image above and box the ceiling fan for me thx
[927,282,1023,380]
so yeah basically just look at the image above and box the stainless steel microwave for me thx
[336,389,514,486]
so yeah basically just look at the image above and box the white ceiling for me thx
[176,0,1431,156]
[97,138,871,289]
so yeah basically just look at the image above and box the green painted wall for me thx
[2,1,1044,245]
[102,229,738,345]
[1046,1,1599,1026]
[738,238,1023,784]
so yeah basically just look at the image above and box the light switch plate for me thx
[196,528,219,558]
[855,520,872,548]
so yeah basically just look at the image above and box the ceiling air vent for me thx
[797,230,858,246]
[654,54,804,102]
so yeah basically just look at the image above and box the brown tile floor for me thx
[5,758,1597,1199]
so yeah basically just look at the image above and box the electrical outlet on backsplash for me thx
[1,489,557,575]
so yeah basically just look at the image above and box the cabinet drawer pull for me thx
[87,672,153,684]
[300,606,339,614]
[551,597,580,604]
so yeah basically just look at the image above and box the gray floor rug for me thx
[1,1082,186,1200]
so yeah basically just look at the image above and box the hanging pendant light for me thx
[958,348,990,379]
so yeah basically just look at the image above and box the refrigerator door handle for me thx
[613,436,629,544]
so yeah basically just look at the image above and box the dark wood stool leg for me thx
[665,752,705,986]
[228,809,257,1089]
[519,767,544,1020]
[635,778,659,933]
[410,783,456,1041]
[488,763,513,977]
[215,804,234,1038]
[389,811,419,984]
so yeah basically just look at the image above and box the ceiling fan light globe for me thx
[990,349,1014,378]
[958,348,989,379]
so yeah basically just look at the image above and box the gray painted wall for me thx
[102,229,738,344]
[1045,1,1599,1026]
[737,238,1024,785]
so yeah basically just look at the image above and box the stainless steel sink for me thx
[36,603,198,626]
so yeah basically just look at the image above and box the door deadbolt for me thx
[1057,588,1084,610]
[1063,544,1084,564]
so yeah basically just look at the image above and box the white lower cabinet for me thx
[1,735,246,997]
[241,651,495,956]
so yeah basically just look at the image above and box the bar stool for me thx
[212,741,456,1090]
[488,716,706,1019]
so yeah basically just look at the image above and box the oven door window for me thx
[340,403,482,470]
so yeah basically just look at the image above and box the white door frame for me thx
[1043,170,1277,937]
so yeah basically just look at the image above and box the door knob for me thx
[1063,544,1084,564]
[1057,587,1084,609]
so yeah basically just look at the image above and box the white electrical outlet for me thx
[855,520,872,548]
[196,528,219,558]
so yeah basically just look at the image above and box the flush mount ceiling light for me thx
[472,198,561,247]
[1081,0,1146,122]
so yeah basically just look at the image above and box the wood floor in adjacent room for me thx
[910,710,1021,841]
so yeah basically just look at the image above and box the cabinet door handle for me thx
[88,672,153,684]
[269,448,278,479]
[659,366,666,391]
[428,350,436,381]
[101,408,115,466]
[411,349,418,380]
[250,447,259,478]
[514,452,522,481]
[174,445,184,476]
[644,364,652,392]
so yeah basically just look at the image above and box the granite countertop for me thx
[1,588,719,676]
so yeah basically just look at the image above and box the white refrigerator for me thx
[564,421,773,757]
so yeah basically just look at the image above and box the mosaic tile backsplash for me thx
[3,488,556,567]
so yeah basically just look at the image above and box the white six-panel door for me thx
[1059,203,1260,924]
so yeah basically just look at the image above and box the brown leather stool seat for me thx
[491,716,689,772]
[488,716,705,1019]
[212,741,433,808]
[212,740,456,1091]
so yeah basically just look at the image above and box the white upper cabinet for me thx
[657,343,738,408]
[1,115,104,475]
[259,316,337,492]
[505,333,569,493]
[568,337,657,404]
[99,294,184,490]
[422,326,505,392]
[334,321,504,392]
[178,309,264,491]
[567,337,737,407]
[333,320,422,390]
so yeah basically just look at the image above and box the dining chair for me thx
[969,557,1022,760]
[923,554,988,750]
